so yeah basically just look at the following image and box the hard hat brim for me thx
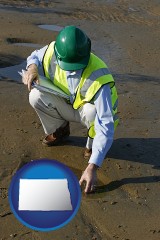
[56,54,90,71]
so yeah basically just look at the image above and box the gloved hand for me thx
[22,64,39,91]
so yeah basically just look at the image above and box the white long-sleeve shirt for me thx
[27,46,115,167]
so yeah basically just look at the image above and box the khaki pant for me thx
[29,88,96,149]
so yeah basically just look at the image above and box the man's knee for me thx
[29,88,42,109]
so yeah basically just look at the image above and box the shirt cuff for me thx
[88,137,114,167]
[26,59,39,69]
[88,151,104,167]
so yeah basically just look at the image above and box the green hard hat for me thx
[54,25,91,71]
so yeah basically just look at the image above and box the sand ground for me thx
[0,0,160,239]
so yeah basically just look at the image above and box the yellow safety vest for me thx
[43,41,119,138]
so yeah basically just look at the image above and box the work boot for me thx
[83,148,92,159]
[42,122,70,146]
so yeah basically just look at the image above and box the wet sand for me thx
[0,0,160,239]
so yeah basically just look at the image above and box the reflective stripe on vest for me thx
[80,68,111,97]
[43,42,55,79]
[43,41,70,95]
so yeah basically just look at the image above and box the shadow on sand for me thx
[95,175,160,194]
[108,138,160,166]
[67,137,160,167]
[99,138,160,193]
